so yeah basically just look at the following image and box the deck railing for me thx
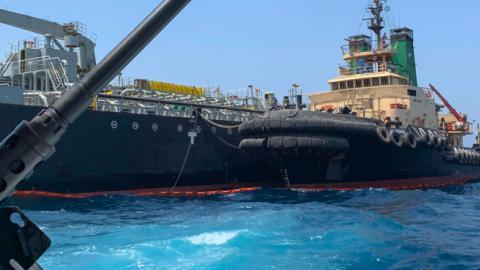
[339,62,398,76]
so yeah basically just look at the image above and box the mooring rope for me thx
[200,114,241,150]
[170,113,199,192]
[199,113,242,129]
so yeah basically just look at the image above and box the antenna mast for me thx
[368,0,384,50]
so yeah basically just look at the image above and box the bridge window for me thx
[332,82,339,90]
[347,80,354,89]
[381,77,389,85]
[372,78,380,86]
[363,79,371,87]
[355,80,362,88]
[340,82,346,89]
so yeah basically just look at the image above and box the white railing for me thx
[339,62,397,76]
[0,56,70,91]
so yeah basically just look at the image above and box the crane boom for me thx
[0,9,66,38]
[429,84,465,123]
[0,8,97,72]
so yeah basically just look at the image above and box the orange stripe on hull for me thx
[14,185,261,199]
[290,174,480,191]
[12,174,480,199]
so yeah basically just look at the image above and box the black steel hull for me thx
[2,104,480,196]
[266,139,480,189]
[239,110,480,190]
[0,103,273,194]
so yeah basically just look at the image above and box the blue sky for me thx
[1,0,479,144]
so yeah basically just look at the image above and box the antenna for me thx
[368,0,385,50]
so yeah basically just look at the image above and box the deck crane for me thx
[0,8,96,74]
[429,84,467,126]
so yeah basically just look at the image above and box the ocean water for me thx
[8,184,480,270]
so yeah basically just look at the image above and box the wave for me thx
[186,230,244,245]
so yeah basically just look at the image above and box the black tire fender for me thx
[403,132,417,149]
[391,131,404,148]
[376,126,391,144]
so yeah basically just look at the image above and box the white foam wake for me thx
[186,230,243,245]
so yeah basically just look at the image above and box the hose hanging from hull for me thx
[170,112,198,191]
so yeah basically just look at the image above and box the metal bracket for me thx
[0,207,50,270]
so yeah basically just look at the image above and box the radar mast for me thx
[368,0,385,50]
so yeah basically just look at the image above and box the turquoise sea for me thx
[10,184,480,270]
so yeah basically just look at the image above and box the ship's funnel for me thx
[390,27,418,86]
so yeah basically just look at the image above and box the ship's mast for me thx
[368,0,384,50]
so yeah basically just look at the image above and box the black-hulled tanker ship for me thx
[0,8,272,196]
[2,1,480,196]
[239,0,480,190]
[1,103,271,195]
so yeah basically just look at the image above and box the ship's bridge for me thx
[329,68,409,91]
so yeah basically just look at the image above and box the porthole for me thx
[152,123,159,131]
[177,125,183,133]
[132,122,139,130]
[227,128,233,135]
[196,126,202,134]
[211,127,216,134]
[111,120,118,129]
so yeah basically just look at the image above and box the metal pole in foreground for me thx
[0,0,191,203]
[1,1,191,268]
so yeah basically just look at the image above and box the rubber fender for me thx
[473,151,479,165]
[422,133,434,146]
[453,148,461,161]
[469,150,476,165]
[253,118,267,134]
[238,120,254,137]
[444,143,453,151]
[293,118,309,130]
[266,136,349,153]
[279,118,296,133]
[268,118,282,134]
[391,131,404,148]
[464,150,471,164]
[472,152,478,165]
[239,138,267,150]
[297,136,313,149]
[239,116,377,138]
[432,135,442,149]
[467,150,474,165]
[403,132,417,149]
[376,126,391,144]
[460,149,466,164]
[465,150,471,165]
[437,137,447,150]
[267,136,284,150]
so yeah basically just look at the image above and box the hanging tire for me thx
[432,135,440,148]
[403,132,417,149]
[437,137,447,150]
[376,126,391,144]
[469,151,476,165]
[459,149,467,164]
[467,151,474,165]
[453,148,461,161]
[422,133,434,146]
[391,131,403,148]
